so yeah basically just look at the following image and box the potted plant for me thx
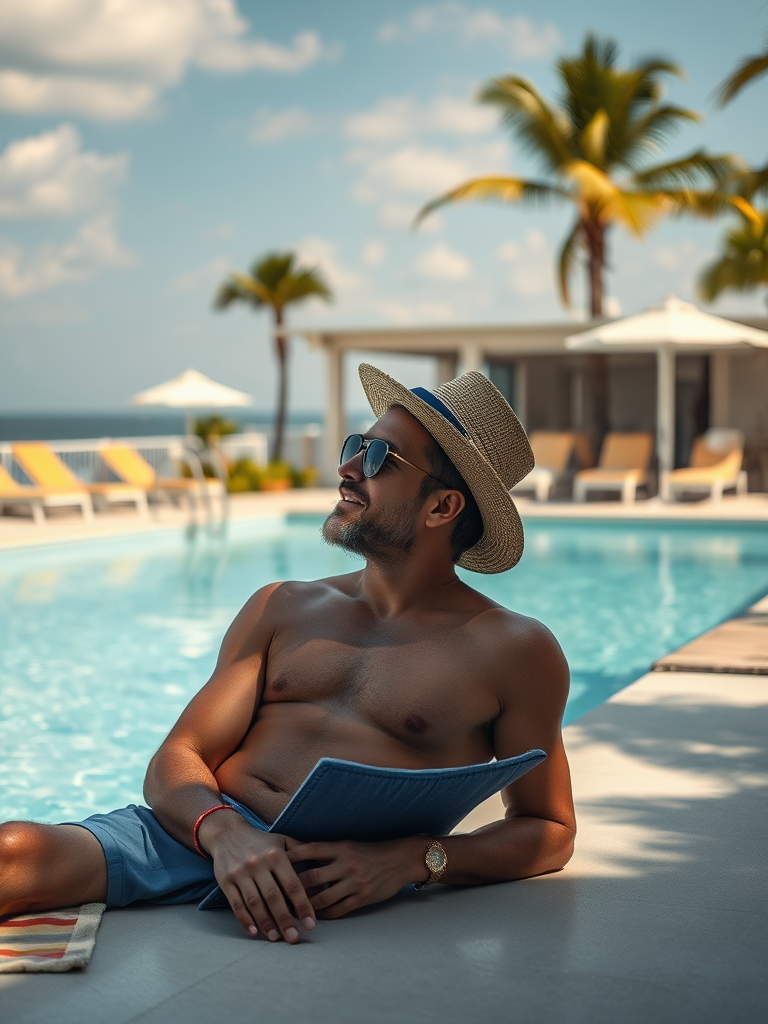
[260,460,292,491]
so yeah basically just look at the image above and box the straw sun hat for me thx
[358,363,534,574]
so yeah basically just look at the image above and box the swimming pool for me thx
[2,515,767,823]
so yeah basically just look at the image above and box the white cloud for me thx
[415,242,472,281]
[379,4,561,58]
[294,236,359,292]
[0,215,135,297]
[250,107,316,144]
[497,229,552,296]
[171,256,230,292]
[350,140,509,203]
[345,95,496,142]
[362,239,387,266]
[0,71,157,121]
[0,1,338,121]
[0,124,127,220]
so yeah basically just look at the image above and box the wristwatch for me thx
[414,839,447,890]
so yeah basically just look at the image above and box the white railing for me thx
[0,433,270,483]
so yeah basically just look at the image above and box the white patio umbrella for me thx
[130,369,254,436]
[565,296,768,498]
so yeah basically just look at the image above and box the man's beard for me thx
[322,496,422,560]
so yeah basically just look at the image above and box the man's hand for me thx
[285,836,427,919]
[198,813,316,943]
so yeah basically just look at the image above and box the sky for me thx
[1,0,767,415]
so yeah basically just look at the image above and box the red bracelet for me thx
[192,804,238,859]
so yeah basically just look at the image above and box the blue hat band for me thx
[410,387,469,438]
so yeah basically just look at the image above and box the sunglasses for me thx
[340,434,446,484]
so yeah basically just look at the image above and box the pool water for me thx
[1,515,767,823]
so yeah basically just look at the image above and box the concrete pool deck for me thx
[1,668,765,1024]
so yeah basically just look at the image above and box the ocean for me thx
[0,411,328,442]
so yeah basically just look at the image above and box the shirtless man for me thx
[0,364,575,945]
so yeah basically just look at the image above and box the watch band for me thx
[414,838,447,890]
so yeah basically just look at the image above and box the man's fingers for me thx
[236,877,281,941]
[286,841,338,862]
[271,860,317,932]
[296,862,339,890]
[308,878,355,913]
[222,881,261,937]
[316,894,360,920]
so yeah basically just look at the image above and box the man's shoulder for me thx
[466,602,568,697]
[473,603,561,657]
[243,572,363,615]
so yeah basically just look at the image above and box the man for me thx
[0,364,575,945]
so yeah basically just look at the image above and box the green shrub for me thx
[291,466,319,488]
[262,460,292,483]
[227,457,262,492]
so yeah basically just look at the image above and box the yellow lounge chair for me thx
[0,463,52,523]
[574,433,654,503]
[512,433,577,501]
[97,444,219,513]
[12,443,148,519]
[667,429,747,502]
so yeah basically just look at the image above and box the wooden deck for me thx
[653,595,768,674]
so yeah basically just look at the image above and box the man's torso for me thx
[213,573,521,823]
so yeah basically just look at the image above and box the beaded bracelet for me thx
[192,804,239,859]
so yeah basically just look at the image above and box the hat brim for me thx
[358,364,524,574]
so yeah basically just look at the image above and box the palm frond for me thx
[278,268,333,305]
[618,106,701,167]
[698,212,768,300]
[631,151,739,189]
[415,176,567,228]
[715,35,768,107]
[563,161,669,234]
[480,76,573,170]
[579,109,610,168]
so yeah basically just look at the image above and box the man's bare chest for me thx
[262,620,501,746]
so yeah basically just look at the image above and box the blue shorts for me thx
[70,795,268,909]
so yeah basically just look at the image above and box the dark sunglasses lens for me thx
[340,434,363,466]
[363,439,389,477]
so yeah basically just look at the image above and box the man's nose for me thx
[338,452,365,481]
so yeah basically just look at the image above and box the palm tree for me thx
[703,31,768,305]
[699,200,768,307]
[215,252,332,462]
[715,31,768,107]
[416,34,734,318]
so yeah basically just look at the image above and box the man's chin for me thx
[322,510,362,554]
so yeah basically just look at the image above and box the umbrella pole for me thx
[185,412,194,439]
[657,347,675,501]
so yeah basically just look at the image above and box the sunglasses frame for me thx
[340,434,449,486]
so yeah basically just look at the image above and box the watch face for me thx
[426,847,446,872]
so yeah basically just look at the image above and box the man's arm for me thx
[434,615,575,883]
[287,615,575,916]
[143,582,316,942]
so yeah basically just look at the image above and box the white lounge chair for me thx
[667,429,747,502]
[573,433,654,503]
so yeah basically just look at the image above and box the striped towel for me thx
[0,903,105,973]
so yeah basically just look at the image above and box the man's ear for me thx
[423,489,465,530]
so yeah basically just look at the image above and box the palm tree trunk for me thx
[583,217,609,451]
[272,307,288,463]
[583,218,605,318]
